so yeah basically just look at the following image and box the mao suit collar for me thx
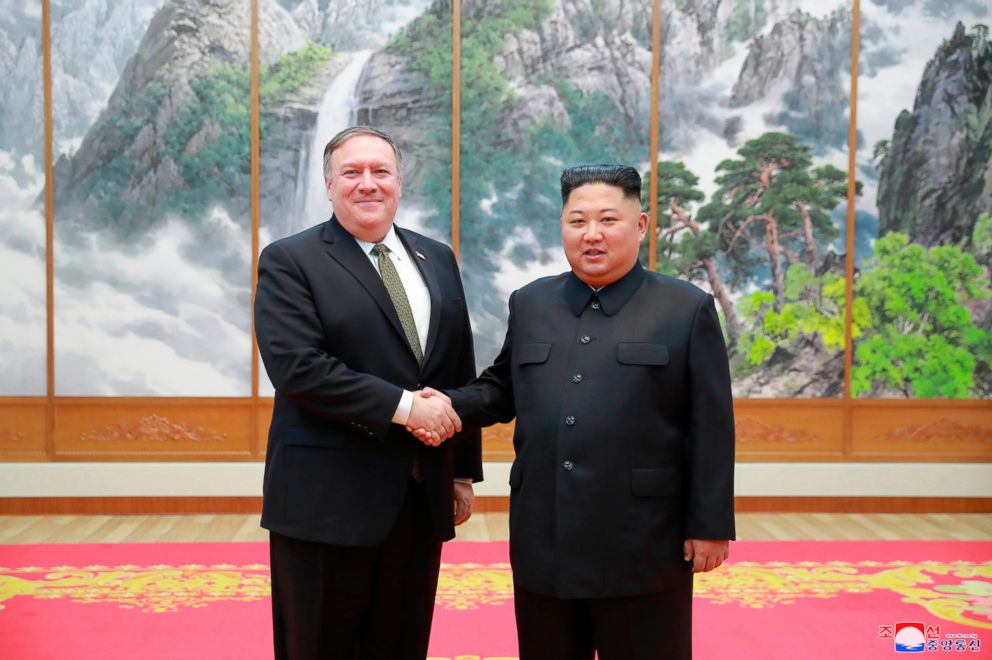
[564,263,647,317]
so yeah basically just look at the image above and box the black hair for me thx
[560,164,641,206]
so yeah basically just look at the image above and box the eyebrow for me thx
[568,207,621,215]
[338,160,394,170]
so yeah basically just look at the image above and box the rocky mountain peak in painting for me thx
[53,0,255,235]
[355,0,654,192]
[876,22,992,248]
[49,0,168,146]
[729,8,852,151]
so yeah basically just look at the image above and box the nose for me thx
[583,220,603,242]
[357,168,375,191]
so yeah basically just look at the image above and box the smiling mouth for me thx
[583,249,606,257]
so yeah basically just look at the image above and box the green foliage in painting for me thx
[161,63,252,219]
[736,264,865,368]
[851,232,991,397]
[698,132,851,304]
[259,40,333,152]
[259,41,333,106]
[77,41,331,235]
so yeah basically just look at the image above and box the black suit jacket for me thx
[255,216,483,546]
[449,265,735,599]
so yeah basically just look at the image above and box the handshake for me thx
[405,388,461,447]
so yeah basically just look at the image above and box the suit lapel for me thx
[321,217,409,351]
[398,228,442,365]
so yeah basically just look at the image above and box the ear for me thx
[637,211,648,241]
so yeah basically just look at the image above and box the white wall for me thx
[1,462,991,498]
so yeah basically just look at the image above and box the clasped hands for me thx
[405,387,460,446]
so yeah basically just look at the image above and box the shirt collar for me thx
[564,263,647,317]
[355,225,405,261]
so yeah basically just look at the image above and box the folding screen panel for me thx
[853,0,990,400]
[51,0,252,396]
[654,0,855,400]
[258,0,453,396]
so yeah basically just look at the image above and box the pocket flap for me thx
[517,342,552,365]
[630,468,680,497]
[617,343,669,366]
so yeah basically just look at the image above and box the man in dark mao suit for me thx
[421,164,735,659]
[254,126,482,660]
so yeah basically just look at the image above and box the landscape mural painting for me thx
[258,0,451,395]
[651,0,854,398]
[51,0,252,396]
[0,1,45,395]
[454,0,654,366]
[853,0,990,399]
[4,0,986,402]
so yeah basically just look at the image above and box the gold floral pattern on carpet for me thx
[0,560,989,628]
[0,564,270,613]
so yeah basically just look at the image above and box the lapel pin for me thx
[415,251,426,260]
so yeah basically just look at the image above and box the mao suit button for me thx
[590,301,601,310]
[572,374,583,383]
[580,335,591,344]
[563,460,574,471]
[564,416,575,426]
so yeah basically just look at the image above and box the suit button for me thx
[565,416,575,426]
[563,460,574,471]
[572,373,583,383]
[416,382,423,388]
[590,301,601,310]
[580,335,591,344]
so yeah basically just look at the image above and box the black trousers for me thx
[269,480,442,660]
[513,575,693,660]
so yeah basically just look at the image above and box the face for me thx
[325,134,403,242]
[561,182,647,288]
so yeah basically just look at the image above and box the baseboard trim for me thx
[1,496,990,515]
[733,496,992,513]
[0,497,263,514]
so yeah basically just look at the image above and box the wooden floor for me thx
[1,513,990,544]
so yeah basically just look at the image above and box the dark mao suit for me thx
[254,216,482,658]
[449,265,735,656]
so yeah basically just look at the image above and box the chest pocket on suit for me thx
[617,343,669,366]
[516,342,552,366]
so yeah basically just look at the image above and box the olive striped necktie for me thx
[371,243,423,363]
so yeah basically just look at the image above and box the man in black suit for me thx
[254,125,483,660]
[421,164,735,659]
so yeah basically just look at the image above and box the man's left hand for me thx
[453,481,474,526]
[683,539,729,573]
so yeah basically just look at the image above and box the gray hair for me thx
[322,126,403,178]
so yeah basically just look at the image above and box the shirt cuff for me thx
[392,390,414,425]
[453,478,473,485]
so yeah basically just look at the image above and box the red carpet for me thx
[1,541,989,659]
